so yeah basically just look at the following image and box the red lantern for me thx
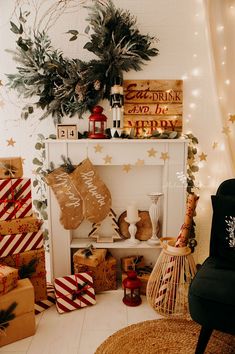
[88,105,107,139]
[122,270,142,306]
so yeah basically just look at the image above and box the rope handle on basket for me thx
[159,237,176,249]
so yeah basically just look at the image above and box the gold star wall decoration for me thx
[199,152,207,161]
[103,155,112,164]
[212,142,218,149]
[147,148,157,157]
[7,138,16,147]
[229,114,235,123]
[222,126,231,135]
[160,152,169,161]
[135,159,145,166]
[94,144,103,153]
[0,80,3,86]
[122,164,132,173]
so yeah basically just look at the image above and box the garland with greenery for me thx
[6,0,159,123]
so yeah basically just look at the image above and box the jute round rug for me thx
[95,319,235,354]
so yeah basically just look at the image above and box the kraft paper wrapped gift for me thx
[0,248,47,302]
[0,265,18,296]
[73,248,107,267]
[121,255,145,272]
[0,178,33,220]
[74,252,117,293]
[0,215,42,235]
[0,278,35,347]
[0,157,23,179]
[0,230,44,258]
[54,273,96,314]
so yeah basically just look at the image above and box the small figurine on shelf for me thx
[110,76,124,137]
[88,106,107,139]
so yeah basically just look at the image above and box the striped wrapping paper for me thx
[0,230,43,258]
[54,273,96,314]
[0,178,32,220]
[35,283,56,315]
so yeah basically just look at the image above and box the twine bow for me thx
[0,162,18,178]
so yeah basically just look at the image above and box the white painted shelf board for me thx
[46,138,188,144]
[70,238,161,249]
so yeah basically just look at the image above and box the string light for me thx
[224,79,230,85]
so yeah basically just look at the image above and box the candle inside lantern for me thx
[126,204,138,222]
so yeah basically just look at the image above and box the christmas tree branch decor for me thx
[6,0,159,123]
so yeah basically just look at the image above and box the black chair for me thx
[188,179,235,354]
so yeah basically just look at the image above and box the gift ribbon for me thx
[0,180,28,215]
[71,275,91,301]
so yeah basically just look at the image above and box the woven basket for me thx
[146,238,196,317]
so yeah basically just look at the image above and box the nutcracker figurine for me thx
[110,76,124,133]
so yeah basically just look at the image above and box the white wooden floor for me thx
[0,289,162,354]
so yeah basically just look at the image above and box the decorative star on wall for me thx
[135,159,145,166]
[94,144,103,153]
[0,80,3,86]
[222,126,231,135]
[229,114,235,123]
[122,164,132,173]
[199,152,207,161]
[6,138,16,147]
[103,155,112,164]
[212,142,218,149]
[147,148,157,157]
[160,152,169,161]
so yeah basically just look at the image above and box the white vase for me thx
[147,193,163,245]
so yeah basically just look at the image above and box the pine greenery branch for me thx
[0,302,17,330]
[6,0,159,122]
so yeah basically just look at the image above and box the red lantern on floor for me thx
[122,270,142,306]
[88,105,107,139]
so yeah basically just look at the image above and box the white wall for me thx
[0,0,233,262]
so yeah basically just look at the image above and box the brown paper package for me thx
[0,265,18,296]
[0,157,23,179]
[0,215,42,235]
[0,279,35,347]
[74,253,117,293]
[73,248,107,267]
[0,248,47,301]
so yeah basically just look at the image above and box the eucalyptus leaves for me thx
[7,0,159,123]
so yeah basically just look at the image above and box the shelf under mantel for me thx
[70,238,161,249]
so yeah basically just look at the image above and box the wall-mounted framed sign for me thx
[57,124,77,140]
[123,80,183,137]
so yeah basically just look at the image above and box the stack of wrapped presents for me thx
[121,255,153,295]
[0,157,48,346]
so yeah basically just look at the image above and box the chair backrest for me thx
[210,178,235,261]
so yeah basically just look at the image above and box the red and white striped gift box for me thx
[0,230,43,258]
[35,283,56,315]
[0,178,32,220]
[54,273,96,314]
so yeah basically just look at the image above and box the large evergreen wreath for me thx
[7,0,159,123]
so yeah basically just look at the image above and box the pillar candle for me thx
[126,204,138,222]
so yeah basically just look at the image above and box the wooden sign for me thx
[123,80,183,136]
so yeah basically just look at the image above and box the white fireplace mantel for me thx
[45,139,188,279]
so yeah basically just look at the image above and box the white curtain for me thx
[204,0,235,173]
